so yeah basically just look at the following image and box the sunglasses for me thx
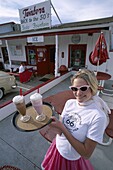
[69,85,90,92]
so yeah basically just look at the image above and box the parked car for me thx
[0,71,17,99]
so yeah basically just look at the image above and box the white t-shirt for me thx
[56,99,108,160]
[19,65,26,73]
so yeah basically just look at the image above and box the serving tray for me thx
[12,102,54,132]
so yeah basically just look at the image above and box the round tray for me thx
[12,102,54,132]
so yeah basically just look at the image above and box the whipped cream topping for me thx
[12,95,24,104]
[30,93,42,102]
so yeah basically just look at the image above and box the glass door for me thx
[69,44,87,70]
[48,46,55,74]
[36,47,49,75]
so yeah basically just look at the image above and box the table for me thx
[96,71,111,81]
[96,71,112,96]
[43,90,75,114]
[0,165,21,170]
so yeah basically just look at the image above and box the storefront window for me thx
[28,49,36,65]
[37,48,47,62]
[1,47,9,64]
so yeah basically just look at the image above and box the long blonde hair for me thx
[71,69,98,96]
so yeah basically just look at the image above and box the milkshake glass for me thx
[13,95,30,122]
[30,93,46,121]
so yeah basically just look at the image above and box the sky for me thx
[0,0,113,25]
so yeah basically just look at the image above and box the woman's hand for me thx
[49,116,64,135]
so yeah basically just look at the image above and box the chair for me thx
[101,88,113,96]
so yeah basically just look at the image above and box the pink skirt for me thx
[41,139,94,170]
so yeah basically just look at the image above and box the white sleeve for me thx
[87,112,107,144]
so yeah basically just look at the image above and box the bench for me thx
[39,90,113,145]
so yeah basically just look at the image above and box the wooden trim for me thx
[0,28,102,40]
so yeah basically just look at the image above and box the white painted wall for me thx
[2,31,113,79]
[7,39,27,61]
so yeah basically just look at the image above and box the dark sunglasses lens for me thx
[80,87,88,91]
[71,87,78,91]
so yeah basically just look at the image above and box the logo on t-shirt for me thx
[63,112,81,133]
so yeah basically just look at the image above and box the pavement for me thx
[0,77,113,170]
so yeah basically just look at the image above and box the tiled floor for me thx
[0,77,113,170]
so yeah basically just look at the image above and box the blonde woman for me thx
[41,69,109,170]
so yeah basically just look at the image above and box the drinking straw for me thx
[37,88,39,93]
[20,88,22,95]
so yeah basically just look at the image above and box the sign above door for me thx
[27,36,44,43]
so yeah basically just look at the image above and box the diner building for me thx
[0,16,113,79]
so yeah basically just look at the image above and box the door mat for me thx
[39,78,50,82]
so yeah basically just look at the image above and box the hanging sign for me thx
[27,36,44,43]
[19,1,51,32]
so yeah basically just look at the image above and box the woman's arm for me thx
[50,116,97,159]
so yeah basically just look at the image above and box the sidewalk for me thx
[0,77,71,170]
[0,77,113,170]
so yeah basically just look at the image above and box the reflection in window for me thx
[70,46,86,70]
[28,50,36,65]
[37,48,47,62]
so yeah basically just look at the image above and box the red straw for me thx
[37,88,39,93]
[20,88,22,95]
